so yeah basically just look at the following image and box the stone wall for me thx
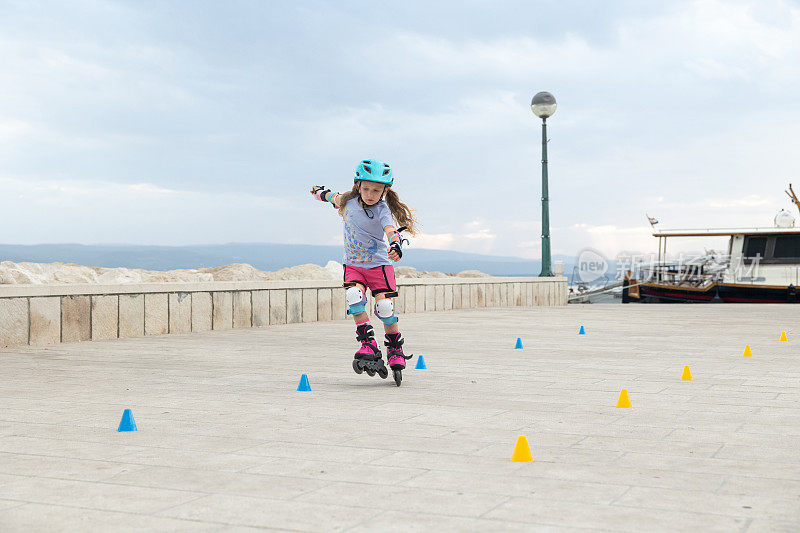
[0,277,567,347]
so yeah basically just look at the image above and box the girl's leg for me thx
[345,280,369,324]
[351,311,368,323]
[373,294,397,333]
[352,317,386,377]
[344,271,387,376]
[348,283,382,364]
[375,294,406,368]
[383,319,398,334]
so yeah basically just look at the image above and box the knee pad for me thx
[346,285,367,315]
[374,298,398,325]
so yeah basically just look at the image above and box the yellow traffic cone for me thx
[681,365,693,381]
[616,389,632,408]
[780,331,788,342]
[743,345,753,357]
[510,435,533,462]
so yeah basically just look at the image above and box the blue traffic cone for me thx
[578,325,586,335]
[297,374,311,391]
[117,408,137,432]
[415,355,427,369]
[515,338,523,349]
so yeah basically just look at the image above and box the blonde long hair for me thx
[337,182,420,235]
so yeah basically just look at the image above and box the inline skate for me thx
[385,332,412,386]
[352,323,388,379]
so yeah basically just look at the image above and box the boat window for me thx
[773,235,800,258]
[743,236,767,259]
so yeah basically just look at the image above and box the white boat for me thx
[623,186,800,304]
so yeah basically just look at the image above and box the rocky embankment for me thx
[0,261,491,285]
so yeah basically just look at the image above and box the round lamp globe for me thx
[531,92,557,119]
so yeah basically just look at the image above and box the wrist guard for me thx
[389,229,409,259]
[390,230,410,247]
[312,185,332,202]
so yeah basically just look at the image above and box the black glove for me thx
[390,241,403,259]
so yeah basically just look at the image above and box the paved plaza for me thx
[0,304,799,531]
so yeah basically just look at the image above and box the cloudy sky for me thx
[2,0,799,259]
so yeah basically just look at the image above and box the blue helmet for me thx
[354,159,393,186]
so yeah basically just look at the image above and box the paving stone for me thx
[0,503,226,531]
[212,292,233,330]
[302,288,317,323]
[157,493,376,530]
[251,290,270,327]
[287,289,302,324]
[404,284,416,314]
[483,497,748,532]
[118,294,144,338]
[0,298,28,346]
[61,295,90,343]
[144,293,168,335]
[435,284,444,310]
[29,297,60,345]
[191,292,212,332]
[104,465,329,500]
[232,292,251,329]
[452,284,462,310]
[414,285,425,312]
[91,294,119,341]
[0,304,797,531]
[0,474,203,514]
[317,288,332,322]
[269,289,287,325]
[168,292,191,334]
[331,287,346,320]
[296,481,509,518]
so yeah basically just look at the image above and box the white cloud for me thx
[705,196,773,209]
[412,219,496,253]
[294,90,528,156]
[549,225,655,258]
[0,115,38,141]
[0,176,294,245]
[464,228,494,240]
[374,31,607,80]
[360,0,800,94]
[1,0,800,262]
[413,232,456,250]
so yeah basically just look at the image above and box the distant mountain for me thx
[0,242,582,277]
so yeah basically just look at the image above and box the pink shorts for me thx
[343,264,397,297]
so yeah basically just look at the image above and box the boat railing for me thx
[567,277,624,303]
[653,226,800,236]
[633,259,728,285]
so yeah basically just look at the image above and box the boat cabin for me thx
[652,227,800,286]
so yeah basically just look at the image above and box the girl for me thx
[310,158,419,386]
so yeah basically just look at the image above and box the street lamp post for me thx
[531,91,557,277]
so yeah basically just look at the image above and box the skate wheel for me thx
[352,360,363,374]
[393,369,402,387]
[378,367,388,379]
[365,367,376,377]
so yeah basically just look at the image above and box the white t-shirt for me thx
[342,196,394,268]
